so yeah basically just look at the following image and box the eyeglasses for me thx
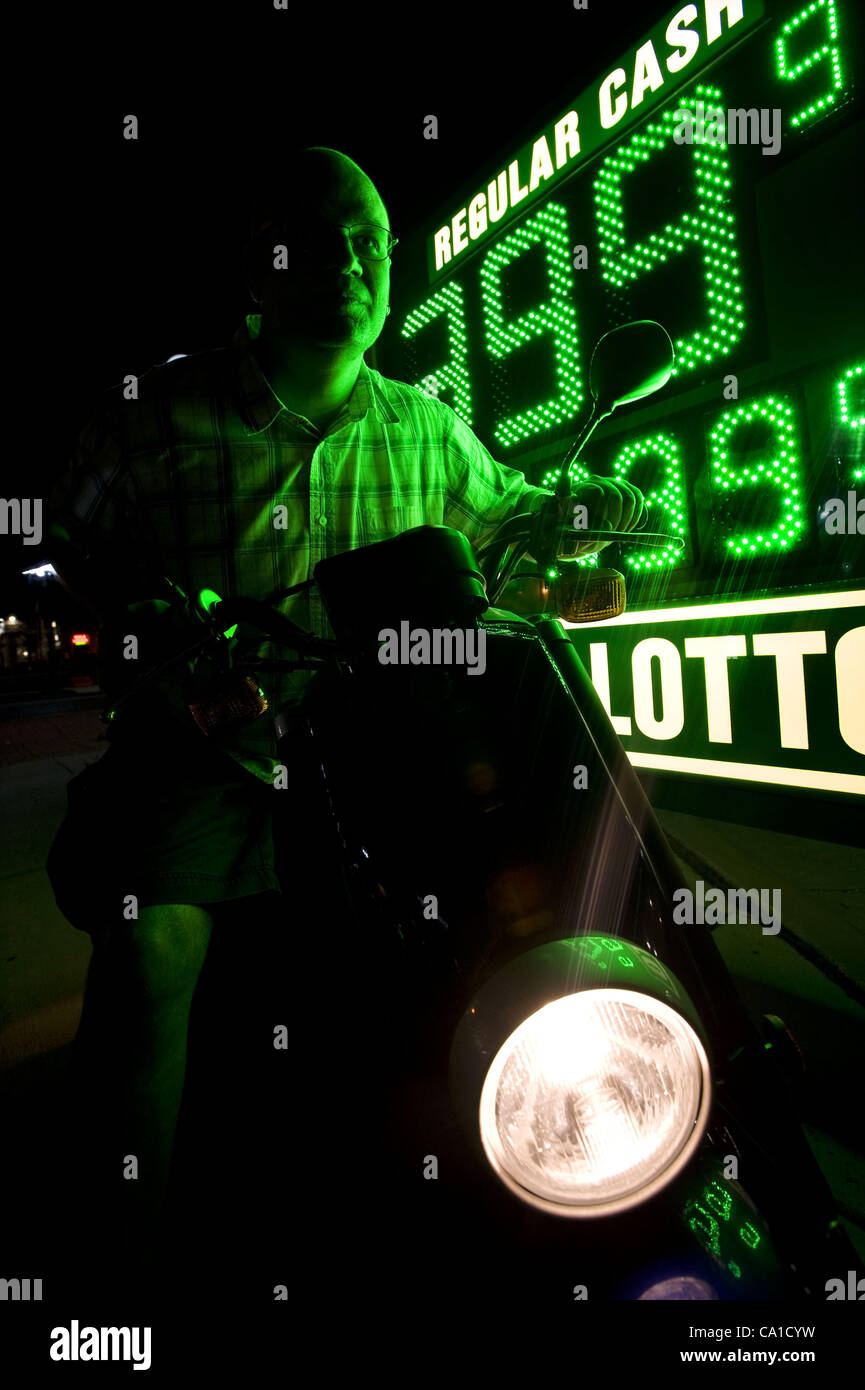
[272,220,398,262]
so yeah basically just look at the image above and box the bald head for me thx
[245,145,393,355]
[250,146,389,239]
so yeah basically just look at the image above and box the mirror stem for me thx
[554,399,612,503]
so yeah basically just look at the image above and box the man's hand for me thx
[558,475,647,558]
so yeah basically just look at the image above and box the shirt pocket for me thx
[360,504,427,547]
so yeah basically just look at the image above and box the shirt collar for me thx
[232,313,399,434]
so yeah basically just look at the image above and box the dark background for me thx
[6,1,665,512]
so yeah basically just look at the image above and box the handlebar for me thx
[206,596,336,658]
[98,504,682,729]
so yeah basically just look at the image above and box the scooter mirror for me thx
[590,320,675,414]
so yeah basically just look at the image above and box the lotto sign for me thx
[565,591,865,794]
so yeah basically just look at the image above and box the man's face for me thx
[255,163,391,353]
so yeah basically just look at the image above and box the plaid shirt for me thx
[48,313,553,784]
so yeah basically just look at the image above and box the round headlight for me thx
[479,987,710,1217]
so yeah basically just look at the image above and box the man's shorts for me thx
[46,716,282,938]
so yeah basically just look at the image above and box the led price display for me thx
[377,0,864,796]
[379,0,863,609]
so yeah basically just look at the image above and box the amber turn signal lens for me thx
[551,567,626,623]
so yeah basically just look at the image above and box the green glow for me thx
[480,203,583,449]
[568,588,864,626]
[571,935,634,968]
[686,1201,722,1258]
[542,458,597,568]
[686,1181,763,1279]
[682,1168,786,1284]
[775,0,845,130]
[710,395,804,557]
[594,84,745,378]
[128,598,172,618]
[626,751,864,797]
[612,433,687,571]
[598,937,634,966]
[739,1222,761,1250]
[837,362,864,428]
[401,280,473,425]
[704,1180,732,1222]
[198,588,238,641]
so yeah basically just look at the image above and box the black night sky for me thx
[8,0,657,515]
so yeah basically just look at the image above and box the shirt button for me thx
[318,515,327,527]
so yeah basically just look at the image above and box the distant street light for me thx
[22,564,58,579]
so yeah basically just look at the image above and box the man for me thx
[46,146,645,1275]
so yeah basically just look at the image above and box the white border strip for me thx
[562,590,865,629]
[627,751,865,795]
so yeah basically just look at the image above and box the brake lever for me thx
[559,528,685,548]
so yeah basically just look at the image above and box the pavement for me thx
[1,696,864,1266]
[0,703,103,1073]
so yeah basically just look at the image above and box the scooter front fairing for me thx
[275,523,854,1304]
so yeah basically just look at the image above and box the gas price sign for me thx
[377,0,864,798]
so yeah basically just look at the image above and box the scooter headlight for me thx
[480,988,708,1215]
[451,937,712,1217]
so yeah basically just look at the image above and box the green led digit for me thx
[710,395,805,557]
[838,363,865,482]
[542,460,591,493]
[612,433,687,571]
[776,0,845,130]
[575,938,607,963]
[838,362,864,434]
[704,1180,733,1222]
[739,1222,762,1250]
[401,280,473,425]
[594,83,745,377]
[686,1200,722,1258]
[480,203,583,450]
[727,1260,742,1279]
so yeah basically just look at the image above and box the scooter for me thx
[93,322,857,1305]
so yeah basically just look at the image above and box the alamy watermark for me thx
[1,1275,42,1300]
[819,490,864,535]
[673,100,781,157]
[0,497,43,545]
[825,1271,864,1300]
[673,880,782,935]
[377,622,486,675]
[49,1321,151,1370]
